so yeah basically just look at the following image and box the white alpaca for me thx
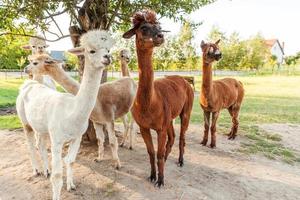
[16,30,114,200]
[24,53,137,167]
[22,36,56,90]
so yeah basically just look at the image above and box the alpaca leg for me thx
[228,106,240,140]
[128,117,135,150]
[178,103,192,167]
[24,125,41,176]
[210,111,220,148]
[164,122,175,161]
[120,115,129,147]
[140,127,156,182]
[64,137,81,192]
[107,122,121,169]
[37,133,50,178]
[50,141,63,200]
[201,111,211,146]
[156,130,167,187]
[93,123,105,162]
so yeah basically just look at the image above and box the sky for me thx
[47,0,300,56]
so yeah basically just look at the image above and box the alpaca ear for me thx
[215,39,221,45]
[68,47,84,55]
[200,40,206,48]
[22,45,31,50]
[123,27,137,39]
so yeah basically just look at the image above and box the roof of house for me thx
[50,50,66,61]
[265,39,284,55]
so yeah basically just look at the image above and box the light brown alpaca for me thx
[123,10,194,187]
[200,40,244,148]
[119,49,131,77]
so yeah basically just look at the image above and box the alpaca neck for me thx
[32,74,44,83]
[73,58,103,121]
[136,47,154,108]
[201,60,213,102]
[47,66,80,95]
[121,60,130,77]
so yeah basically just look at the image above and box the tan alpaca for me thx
[16,30,114,200]
[119,49,131,77]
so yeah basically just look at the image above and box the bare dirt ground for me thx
[1,124,300,200]
[259,123,300,153]
[0,107,16,116]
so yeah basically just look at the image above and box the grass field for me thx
[1,75,300,162]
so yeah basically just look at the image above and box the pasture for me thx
[0,75,300,199]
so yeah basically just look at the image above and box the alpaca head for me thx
[68,30,114,69]
[22,36,49,54]
[119,49,131,64]
[25,54,62,76]
[123,10,164,49]
[201,39,222,64]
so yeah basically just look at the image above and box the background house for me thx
[50,50,66,61]
[265,39,285,65]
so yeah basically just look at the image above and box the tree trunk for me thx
[68,0,110,143]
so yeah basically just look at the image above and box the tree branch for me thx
[45,10,64,36]
[42,8,69,20]
[0,32,76,42]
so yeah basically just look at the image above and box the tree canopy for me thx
[0,0,215,41]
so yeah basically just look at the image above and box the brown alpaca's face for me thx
[123,22,164,49]
[201,40,222,63]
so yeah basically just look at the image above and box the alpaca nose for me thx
[157,33,164,39]
[104,55,111,64]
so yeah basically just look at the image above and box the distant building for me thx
[265,39,285,65]
[50,51,66,61]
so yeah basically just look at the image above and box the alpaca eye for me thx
[32,46,36,48]
[101,37,107,41]
[121,55,124,58]
[90,50,96,54]
[33,62,38,65]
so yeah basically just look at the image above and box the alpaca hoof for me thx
[148,173,157,183]
[155,177,164,188]
[45,170,51,178]
[94,158,102,163]
[129,146,133,150]
[119,143,124,148]
[115,161,121,170]
[67,183,76,192]
[200,139,208,146]
[177,158,184,167]
[210,143,216,148]
[33,169,42,177]
[228,135,237,140]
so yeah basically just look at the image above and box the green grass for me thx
[0,79,24,108]
[0,115,22,130]
[1,75,300,163]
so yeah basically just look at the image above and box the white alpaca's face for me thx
[68,30,114,69]
[31,44,48,54]
[23,38,49,54]
[85,47,112,69]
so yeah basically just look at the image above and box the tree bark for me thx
[68,0,110,143]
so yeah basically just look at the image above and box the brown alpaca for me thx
[123,10,194,187]
[200,40,244,148]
